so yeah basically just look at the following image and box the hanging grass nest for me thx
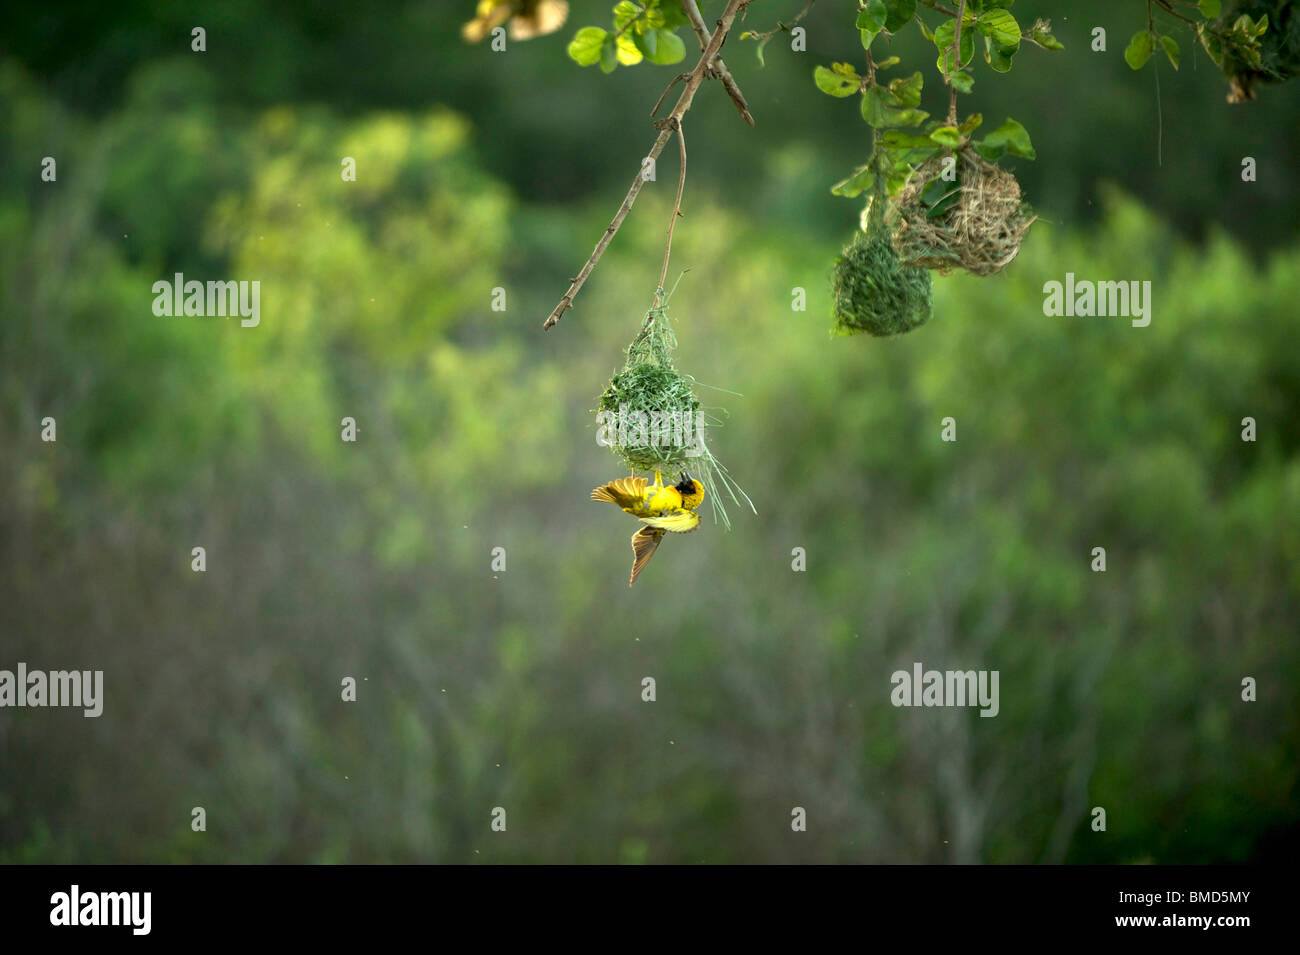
[831,226,933,337]
[892,149,1036,276]
[596,294,754,528]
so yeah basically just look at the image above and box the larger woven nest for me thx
[892,149,1035,276]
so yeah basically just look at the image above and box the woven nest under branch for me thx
[892,149,1036,277]
[598,304,700,476]
[596,298,754,528]
[831,228,933,337]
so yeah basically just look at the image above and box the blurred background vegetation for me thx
[0,1,1296,863]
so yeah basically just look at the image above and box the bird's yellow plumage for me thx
[591,471,704,586]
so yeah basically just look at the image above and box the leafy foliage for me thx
[814,0,1053,217]
[566,0,688,73]
[4,65,1297,859]
[1125,0,1270,81]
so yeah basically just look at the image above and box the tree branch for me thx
[542,0,754,330]
[946,0,967,127]
[683,0,754,126]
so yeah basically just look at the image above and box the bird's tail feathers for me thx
[629,526,665,587]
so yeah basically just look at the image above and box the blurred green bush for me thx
[0,53,1296,863]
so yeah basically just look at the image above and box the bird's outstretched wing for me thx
[639,509,701,533]
[591,476,648,509]
[629,526,665,587]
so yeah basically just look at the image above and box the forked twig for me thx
[542,0,754,330]
[683,0,754,126]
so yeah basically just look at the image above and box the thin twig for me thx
[683,0,754,126]
[543,0,753,330]
[745,0,815,42]
[651,72,690,117]
[946,0,967,126]
[1153,0,1199,26]
[655,120,688,305]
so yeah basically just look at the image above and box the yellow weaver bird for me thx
[591,471,704,587]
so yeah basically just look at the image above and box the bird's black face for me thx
[674,472,695,495]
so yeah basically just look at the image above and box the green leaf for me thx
[815,63,861,97]
[958,112,983,135]
[862,87,928,128]
[886,107,929,127]
[644,29,686,65]
[613,1,643,31]
[934,20,976,72]
[831,164,876,198]
[616,33,643,65]
[1229,12,1267,37]
[885,165,913,195]
[921,175,962,219]
[634,25,658,59]
[743,30,774,67]
[976,116,1036,160]
[929,125,963,148]
[856,0,888,33]
[567,27,608,67]
[976,9,1021,48]
[882,129,938,150]
[1030,20,1065,51]
[883,0,917,32]
[645,28,686,64]
[1198,0,1221,18]
[887,146,940,167]
[951,70,975,93]
[641,3,667,31]
[861,86,888,125]
[933,19,954,50]
[986,37,1018,72]
[1160,34,1180,69]
[1125,30,1154,69]
[858,0,887,48]
[657,3,689,30]
[599,33,619,73]
[888,71,924,107]
[875,55,902,70]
